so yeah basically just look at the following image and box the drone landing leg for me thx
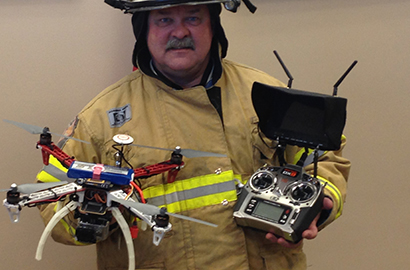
[3,201,21,223]
[35,200,77,261]
[111,207,135,270]
[56,200,64,212]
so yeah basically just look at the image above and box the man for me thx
[38,1,350,269]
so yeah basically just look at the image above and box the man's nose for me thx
[171,21,190,39]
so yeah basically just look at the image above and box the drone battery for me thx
[67,161,134,185]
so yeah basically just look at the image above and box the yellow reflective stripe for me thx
[316,175,343,219]
[52,204,87,246]
[143,170,236,212]
[50,155,69,171]
[37,156,68,183]
[143,170,234,198]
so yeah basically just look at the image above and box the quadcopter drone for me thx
[1,119,222,270]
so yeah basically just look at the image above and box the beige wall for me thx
[1,0,409,269]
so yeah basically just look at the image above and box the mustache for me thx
[165,37,195,51]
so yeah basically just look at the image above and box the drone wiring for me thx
[94,192,107,203]
[40,194,69,203]
[85,190,107,203]
[26,193,69,207]
[130,181,146,203]
[124,184,134,200]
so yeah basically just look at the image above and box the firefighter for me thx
[38,1,350,269]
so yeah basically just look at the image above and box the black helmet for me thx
[105,0,256,14]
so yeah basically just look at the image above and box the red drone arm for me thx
[133,161,184,183]
[37,142,76,168]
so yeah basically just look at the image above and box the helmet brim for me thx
[106,0,236,13]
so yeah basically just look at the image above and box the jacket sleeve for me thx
[295,135,350,230]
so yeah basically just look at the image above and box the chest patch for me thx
[106,104,132,128]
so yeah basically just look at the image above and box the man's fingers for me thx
[265,233,303,248]
[302,221,319,239]
[323,197,334,210]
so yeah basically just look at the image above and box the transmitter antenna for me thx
[273,50,294,88]
[333,60,358,96]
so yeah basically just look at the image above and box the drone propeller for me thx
[130,144,226,159]
[0,181,69,194]
[3,119,90,144]
[111,197,217,228]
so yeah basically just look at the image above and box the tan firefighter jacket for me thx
[37,58,350,270]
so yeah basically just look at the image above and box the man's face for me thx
[147,5,213,85]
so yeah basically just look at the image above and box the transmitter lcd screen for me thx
[253,201,284,222]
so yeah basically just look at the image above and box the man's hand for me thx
[265,197,333,248]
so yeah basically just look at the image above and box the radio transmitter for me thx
[234,52,356,242]
[233,164,325,243]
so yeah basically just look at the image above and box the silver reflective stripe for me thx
[146,180,236,207]
[303,150,325,167]
[42,164,72,182]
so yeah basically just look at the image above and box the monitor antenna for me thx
[273,50,294,88]
[333,60,358,96]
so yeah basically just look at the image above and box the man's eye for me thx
[156,18,173,26]
[160,18,171,23]
[186,17,201,25]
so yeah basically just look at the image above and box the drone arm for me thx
[23,183,82,207]
[111,207,135,270]
[35,200,78,261]
[37,142,75,168]
[133,161,183,180]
